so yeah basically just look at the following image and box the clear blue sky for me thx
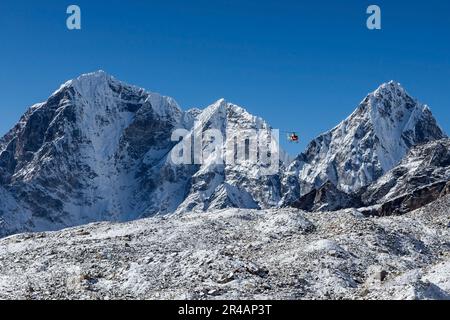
[0,0,449,154]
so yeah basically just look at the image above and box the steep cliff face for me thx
[360,138,450,215]
[0,72,285,236]
[175,99,283,213]
[0,71,185,233]
[281,81,446,206]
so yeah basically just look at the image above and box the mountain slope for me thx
[0,71,285,236]
[0,71,187,233]
[281,81,446,206]
[361,138,450,215]
[176,98,283,213]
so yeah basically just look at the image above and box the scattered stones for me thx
[245,262,269,278]
[0,198,449,300]
[208,289,220,296]
[76,230,90,236]
[217,272,235,284]
[374,270,388,282]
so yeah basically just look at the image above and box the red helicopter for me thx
[282,131,300,143]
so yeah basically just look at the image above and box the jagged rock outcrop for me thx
[361,139,450,216]
[297,139,450,216]
[292,181,361,212]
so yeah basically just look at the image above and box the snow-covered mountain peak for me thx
[361,81,417,115]
[281,82,446,205]
[51,71,182,120]
[200,98,228,117]
[373,80,406,96]
[194,98,269,133]
[173,98,284,213]
[0,72,288,235]
[204,98,246,114]
[74,69,112,81]
[56,70,113,94]
[214,97,227,105]
[202,98,237,116]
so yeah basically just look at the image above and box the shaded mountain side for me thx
[281,81,446,206]
[295,139,450,216]
[360,138,450,216]
[0,71,285,236]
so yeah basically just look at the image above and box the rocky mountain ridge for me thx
[281,81,446,206]
[0,72,447,237]
[0,71,283,236]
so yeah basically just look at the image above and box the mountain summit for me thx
[0,71,184,234]
[281,81,446,206]
[0,72,284,236]
[0,75,447,236]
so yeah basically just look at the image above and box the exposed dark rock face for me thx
[292,181,361,212]
[377,180,448,216]
[360,139,450,216]
[441,181,450,197]
[315,139,450,217]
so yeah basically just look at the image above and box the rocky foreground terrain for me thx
[0,195,448,300]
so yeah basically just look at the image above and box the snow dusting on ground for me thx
[0,196,448,300]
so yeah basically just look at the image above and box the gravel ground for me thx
[0,196,449,300]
